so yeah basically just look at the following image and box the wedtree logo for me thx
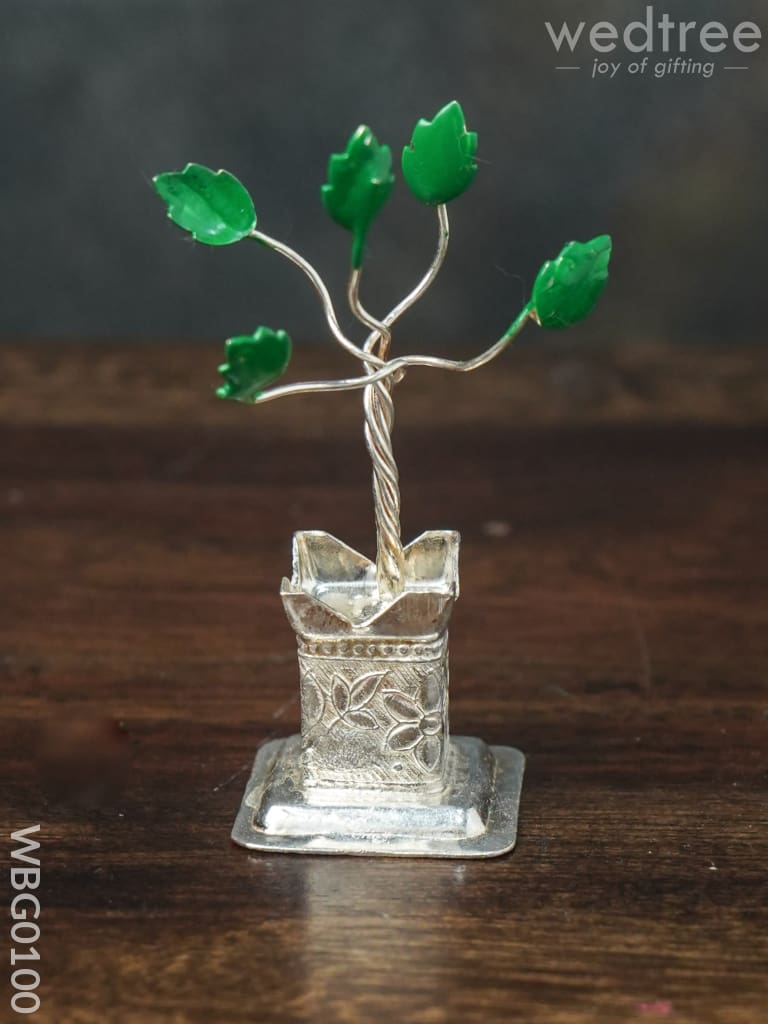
[546,6,761,79]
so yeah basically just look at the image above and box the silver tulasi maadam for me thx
[153,100,612,856]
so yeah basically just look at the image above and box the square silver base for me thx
[231,734,525,858]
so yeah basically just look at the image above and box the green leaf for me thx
[321,126,394,269]
[153,163,256,246]
[216,328,292,401]
[532,236,612,330]
[401,100,478,206]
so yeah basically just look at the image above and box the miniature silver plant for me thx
[154,100,612,857]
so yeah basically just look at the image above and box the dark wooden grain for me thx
[2,343,767,1024]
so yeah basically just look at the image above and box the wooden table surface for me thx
[2,343,767,1024]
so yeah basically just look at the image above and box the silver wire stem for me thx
[247,209,534,601]
[345,204,449,598]
[348,269,402,598]
[249,229,383,368]
[362,204,451,348]
[250,304,535,403]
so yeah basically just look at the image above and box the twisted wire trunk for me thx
[346,272,405,600]
[363,350,405,600]
[347,207,450,601]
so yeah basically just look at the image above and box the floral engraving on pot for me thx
[301,675,325,728]
[326,670,388,730]
[383,682,444,772]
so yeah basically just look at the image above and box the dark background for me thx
[2,0,766,348]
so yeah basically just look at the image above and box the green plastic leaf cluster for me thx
[153,163,256,245]
[152,107,613,405]
[321,126,395,269]
[216,328,292,401]
[321,101,477,265]
[532,236,612,329]
[401,100,478,205]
